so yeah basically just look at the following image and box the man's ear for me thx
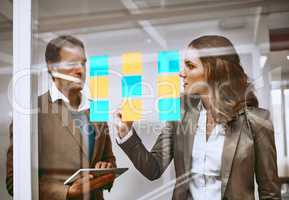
[47,62,52,73]
[47,64,54,80]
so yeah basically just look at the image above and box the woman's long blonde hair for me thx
[188,35,258,123]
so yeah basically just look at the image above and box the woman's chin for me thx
[184,88,198,95]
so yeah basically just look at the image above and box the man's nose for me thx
[73,66,84,76]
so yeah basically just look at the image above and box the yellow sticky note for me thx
[122,52,143,75]
[121,99,142,121]
[157,75,180,98]
[89,76,109,99]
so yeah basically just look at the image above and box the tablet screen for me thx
[64,168,128,185]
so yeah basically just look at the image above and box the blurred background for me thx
[1,0,289,199]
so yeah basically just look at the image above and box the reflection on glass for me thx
[6,0,289,199]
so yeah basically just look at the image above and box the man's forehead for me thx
[59,46,86,60]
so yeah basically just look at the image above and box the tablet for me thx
[64,168,128,185]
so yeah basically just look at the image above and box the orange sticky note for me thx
[89,76,109,99]
[157,75,180,98]
[121,99,142,121]
[122,52,143,75]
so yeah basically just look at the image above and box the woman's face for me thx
[179,48,208,95]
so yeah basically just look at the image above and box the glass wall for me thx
[2,0,289,199]
[0,0,13,199]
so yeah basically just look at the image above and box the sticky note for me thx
[122,52,143,75]
[158,51,180,73]
[158,98,181,121]
[90,100,109,122]
[122,75,142,97]
[89,56,109,76]
[157,75,180,98]
[89,76,109,99]
[121,99,142,121]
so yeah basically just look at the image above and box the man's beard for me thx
[67,83,83,109]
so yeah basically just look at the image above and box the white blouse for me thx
[189,103,226,200]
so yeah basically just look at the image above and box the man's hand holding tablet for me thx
[67,161,115,198]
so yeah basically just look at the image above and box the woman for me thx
[116,35,281,199]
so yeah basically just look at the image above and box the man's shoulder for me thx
[38,92,50,102]
[38,92,54,114]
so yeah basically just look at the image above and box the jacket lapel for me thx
[90,122,107,167]
[54,100,90,161]
[182,95,201,173]
[220,116,244,198]
[180,93,245,197]
[85,110,107,167]
[183,108,200,173]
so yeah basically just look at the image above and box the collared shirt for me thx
[189,102,225,200]
[49,81,70,103]
[49,81,89,111]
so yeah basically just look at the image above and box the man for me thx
[6,35,116,200]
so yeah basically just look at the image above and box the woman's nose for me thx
[179,68,186,78]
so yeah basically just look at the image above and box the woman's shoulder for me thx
[243,106,273,132]
[245,106,271,118]
[245,106,271,120]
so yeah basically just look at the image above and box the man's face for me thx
[48,46,87,94]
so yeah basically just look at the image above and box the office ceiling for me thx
[36,0,289,31]
[1,0,289,42]
[1,0,289,68]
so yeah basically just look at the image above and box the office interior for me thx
[0,0,289,199]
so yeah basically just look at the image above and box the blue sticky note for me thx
[158,51,180,73]
[89,56,109,76]
[158,98,181,121]
[90,100,109,122]
[122,75,142,97]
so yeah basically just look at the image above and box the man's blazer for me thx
[6,92,116,200]
[119,95,281,200]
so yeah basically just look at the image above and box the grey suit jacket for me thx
[119,95,281,200]
[6,92,116,200]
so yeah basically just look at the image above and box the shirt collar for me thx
[49,81,69,103]
[197,100,205,112]
[49,81,90,111]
